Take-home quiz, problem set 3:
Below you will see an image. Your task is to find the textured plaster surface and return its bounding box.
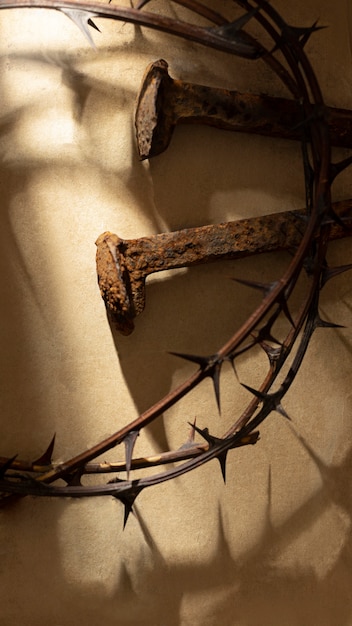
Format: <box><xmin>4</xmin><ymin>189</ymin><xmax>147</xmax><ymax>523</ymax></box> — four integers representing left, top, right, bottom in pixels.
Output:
<box><xmin>0</xmin><ymin>1</ymin><xmax>352</xmax><ymax>625</ymax></box>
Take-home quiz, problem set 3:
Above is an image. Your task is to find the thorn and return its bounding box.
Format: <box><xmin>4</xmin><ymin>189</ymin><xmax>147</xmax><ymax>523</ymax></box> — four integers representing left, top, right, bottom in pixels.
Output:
<box><xmin>188</xmin><ymin>422</ymin><xmax>218</xmax><ymax>446</ymax></box>
<box><xmin>122</xmin><ymin>496</ymin><xmax>135</xmax><ymax>529</ymax></box>
<box><xmin>65</xmin><ymin>468</ymin><xmax>84</xmax><ymax>486</ymax></box>
<box><xmin>32</xmin><ymin>434</ymin><xmax>56</xmax><ymax>467</ymax></box>
<box><xmin>241</xmin><ymin>384</ymin><xmax>290</xmax><ymax>419</ymax></box>
<box><xmin>217</xmin><ymin>451</ymin><xmax>228</xmax><ymax>484</ymax></box>
<box><xmin>271</xmin><ymin>20</ymin><xmax>325</xmax><ymax>54</ymax></box>
<box><xmin>241</xmin><ymin>383</ymin><xmax>268</xmax><ymax>402</ymax></box>
<box><xmin>188</xmin><ymin>419</ymin><xmax>196</xmax><ymax>444</ymax></box>
<box><xmin>225</xmin><ymin>354</ymin><xmax>239</xmax><ymax>380</ymax></box>
<box><xmin>123</xmin><ymin>431</ymin><xmax>139</xmax><ymax>479</ymax></box>
<box><xmin>279</xmin><ymin>296</ymin><xmax>295</xmax><ymax>328</ymax></box>
<box><xmin>314</xmin><ymin>315</ymin><xmax>345</xmax><ymax>330</ymax></box>
<box><xmin>211</xmin><ymin>362</ymin><xmax>222</xmax><ymax>414</ymax></box>
<box><xmin>116</xmin><ymin>483</ymin><xmax>143</xmax><ymax>529</ymax></box>
<box><xmin>179</xmin><ymin>419</ymin><xmax>197</xmax><ymax>450</ymax></box>
<box><xmin>188</xmin><ymin>423</ymin><xmax>228</xmax><ymax>482</ymax></box>
<box><xmin>286</xmin><ymin>21</ymin><xmax>326</xmax><ymax>45</ymax></box>
<box><xmin>87</xmin><ymin>18</ymin><xmax>101</xmax><ymax>33</ymax></box>
<box><xmin>254</xmin><ymin>323</ymin><xmax>283</xmax><ymax>348</ymax></box>
<box><xmin>61</xmin><ymin>9</ymin><xmax>100</xmax><ymax>49</ymax></box>
<box><xmin>321</xmin><ymin>263</ymin><xmax>352</xmax><ymax>288</ymax></box>
<box><xmin>259</xmin><ymin>341</ymin><xmax>282</xmax><ymax>367</ymax></box>
<box><xmin>275</xmin><ymin>403</ymin><xmax>291</xmax><ymax>420</ymax></box>
<box><xmin>0</xmin><ymin>455</ymin><xmax>17</xmax><ymax>478</ymax></box>
<box><xmin>330</xmin><ymin>155</ymin><xmax>352</xmax><ymax>183</ymax></box>
<box><xmin>170</xmin><ymin>352</ymin><xmax>223</xmax><ymax>412</ymax></box>
<box><xmin>234</xmin><ymin>279</ymin><xmax>293</xmax><ymax>327</ymax></box>
<box><xmin>210</xmin><ymin>7</ymin><xmax>260</xmax><ymax>40</ymax></box>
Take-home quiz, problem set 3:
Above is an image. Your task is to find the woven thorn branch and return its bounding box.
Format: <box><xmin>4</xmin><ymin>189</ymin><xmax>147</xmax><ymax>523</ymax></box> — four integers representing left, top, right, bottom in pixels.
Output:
<box><xmin>0</xmin><ymin>0</ymin><xmax>351</xmax><ymax>527</ymax></box>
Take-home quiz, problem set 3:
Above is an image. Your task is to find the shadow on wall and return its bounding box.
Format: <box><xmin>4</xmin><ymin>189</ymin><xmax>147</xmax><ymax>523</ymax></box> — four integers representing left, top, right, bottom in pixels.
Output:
<box><xmin>1</xmin><ymin>3</ymin><xmax>352</xmax><ymax>626</ymax></box>
<box><xmin>2</xmin><ymin>437</ymin><xmax>352</xmax><ymax>626</ymax></box>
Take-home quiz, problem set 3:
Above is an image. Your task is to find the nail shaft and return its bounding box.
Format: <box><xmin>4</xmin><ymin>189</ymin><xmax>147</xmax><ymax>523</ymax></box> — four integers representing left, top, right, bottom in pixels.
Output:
<box><xmin>96</xmin><ymin>200</ymin><xmax>352</xmax><ymax>334</ymax></box>
<box><xmin>136</xmin><ymin>59</ymin><xmax>352</xmax><ymax>159</ymax></box>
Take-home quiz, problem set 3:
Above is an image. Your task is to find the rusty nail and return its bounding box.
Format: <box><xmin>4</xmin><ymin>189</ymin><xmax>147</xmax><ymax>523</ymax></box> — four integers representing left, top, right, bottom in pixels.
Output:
<box><xmin>96</xmin><ymin>201</ymin><xmax>352</xmax><ymax>335</ymax></box>
<box><xmin>135</xmin><ymin>59</ymin><xmax>352</xmax><ymax>159</ymax></box>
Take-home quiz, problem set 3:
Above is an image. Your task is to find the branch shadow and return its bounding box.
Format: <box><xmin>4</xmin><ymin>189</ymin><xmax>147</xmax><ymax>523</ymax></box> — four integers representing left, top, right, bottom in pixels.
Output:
<box><xmin>1</xmin><ymin>4</ymin><xmax>352</xmax><ymax>626</ymax></box>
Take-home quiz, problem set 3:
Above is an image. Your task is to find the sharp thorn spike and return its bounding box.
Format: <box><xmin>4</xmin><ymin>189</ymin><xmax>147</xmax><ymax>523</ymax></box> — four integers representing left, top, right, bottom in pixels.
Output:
<box><xmin>275</xmin><ymin>403</ymin><xmax>291</xmax><ymax>420</ymax></box>
<box><xmin>284</xmin><ymin>21</ymin><xmax>326</xmax><ymax>45</ymax></box>
<box><xmin>123</xmin><ymin>500</ymin><xmax>133</xmax><ymax>529</ymax></box>
<box><xmin>188</xmin><ymin>419</ymin><xmax>196</xmax><ymax>444</ymax></box>
<box><xmin>211</xmin><ymin>362</ymin><xmax>222</xmax><ymax>414</ymax></box>
<box><xmin>255</xmin><ymin>326</ymin><xmax>283</xmax><ymax>347</ymax></box>
<box><xmin>241</xmin><ymin>384</ymin><xmax>287</xmax><ymax>417</ymax></box>
<box><xmin>259</xmin><ymin>341</ymin><xmax>282</xmax><ymax>366</ymax></box>
<box><xmin>210</xmin><ymin>7</ymin><xmax>260</xmax><ymax>40</ymax></box>
<box><xmin>241</xmin><ymin>382</ymin><xmax>267</xmax><ymax>401</ymax></box>
<box><xmin>65</xmin><ymin>468</ymin><xmax>84</xmax><ymax>486</ymax></box>
<box><xmin>123</xmin><ymin>431</ymin><xmax>139</xmax><ymax>479</ymax></box>
<box><xmin>225</xmin><ymin>355</ymin><xmax>239</xmax><ymax>380</ymax></box>
<box><xmin>0</xmin><ymin>455</ymin><xmax>17</xmax><ymax>478</ymax></box>
<box><xmin>179</xmin><ymin>419</ymin><xmax>197</xmax><ymax>450</ymax></box>
<box><xmin>217</xmin><ymin>451</ymin><xmax>228</xmax><ymax>484</ymax></box>
<box><xmin>117</xmin><ymin>485</ymin><xmax>142</xmax><ymax>529</ymax></box>
<box><xmin>188</xmin><ymin>422</ymin><xmax>216</xmax><ymax>446</ymax></box>
<box><xmin>169</xmin><ymin>353</ymin><xmax>222</xmax><ymax>403</ymax></box>
<box><xmin>321</xmin><ymin>263</ymin><xmax>352</xmax><ymax>288</ymax></box>
<box><xmin>279</xmin><ymin>297</ymin><xmax>296</xmax><ymax>328</ymax></box>
<box><xmin>187</xmin><ymin>423</ymin><xmax>230</xmax><ymax>481</ymax></box>
<box><xmin>314</xmin><ymin>315</ymin><xmax>345</xmax><ymax>330</ymax></box>
<box><xmin>87</xmin><ymin>18</ymin><xmax>101</xmax><ymax>33</ymax></box>
<box><xmin>330</xmin><ymin>155</ymin><xmax>352</xmax><ymax>182</ymax></box>
<box><xmin>32</xmin><ymin>434</ymin><xmax>56</xmax><ymax>467</ymax></box>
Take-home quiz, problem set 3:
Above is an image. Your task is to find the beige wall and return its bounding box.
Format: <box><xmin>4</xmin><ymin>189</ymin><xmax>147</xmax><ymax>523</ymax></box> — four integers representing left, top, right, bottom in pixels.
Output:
<box><xmin>0</xmin><ymin>2</ymin><xmax>352</xmax><ymax>625</ymax></box>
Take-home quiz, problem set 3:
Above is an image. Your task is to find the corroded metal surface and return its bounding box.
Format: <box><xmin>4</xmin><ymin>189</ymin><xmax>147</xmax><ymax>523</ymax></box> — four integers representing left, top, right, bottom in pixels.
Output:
<box><xmin>2</xmin><ymin>1</ymin><xmax>352</xmax><ymax>525</ymax></box>
<box><xmin>136</xmin><ymin>59</ymin><xmax>352</xmax><ymax>159</ymax></box>
<box><xmin>96</xmin><ymin>201</ymin><xmax>352</xmax><ymax>334</ymax></box>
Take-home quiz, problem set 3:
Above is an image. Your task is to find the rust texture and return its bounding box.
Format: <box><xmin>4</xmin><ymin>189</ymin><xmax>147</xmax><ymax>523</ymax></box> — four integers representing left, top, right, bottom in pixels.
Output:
<box><xmin>136</xmin><ymin>58</ymin><xmax>352</xmax><ymax>159</ymax></box>
<box><xmin>2</xmin><ymin>1</ymin><xmax>352</xmax><ymax>528</ymax></box>
<box><xmin>96</xmin><ymin>201</ymin><xmax>352</xmax><ymax>335</ymax></box>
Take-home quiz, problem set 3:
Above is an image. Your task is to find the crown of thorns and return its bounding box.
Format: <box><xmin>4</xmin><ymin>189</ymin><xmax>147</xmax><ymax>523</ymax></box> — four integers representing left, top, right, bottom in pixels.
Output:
<box><xmin>1</xmin><ymin>0</ymin><xmax>351</xmax><ymax>528</ymax></box>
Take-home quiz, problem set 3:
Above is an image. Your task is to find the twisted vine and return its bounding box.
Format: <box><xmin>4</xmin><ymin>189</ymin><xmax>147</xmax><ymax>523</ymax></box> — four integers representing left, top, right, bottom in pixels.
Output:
<box><xmin>0</xmin><ymin>0</ymin><xmax>351</xmax><ymax>526</ymax></box>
